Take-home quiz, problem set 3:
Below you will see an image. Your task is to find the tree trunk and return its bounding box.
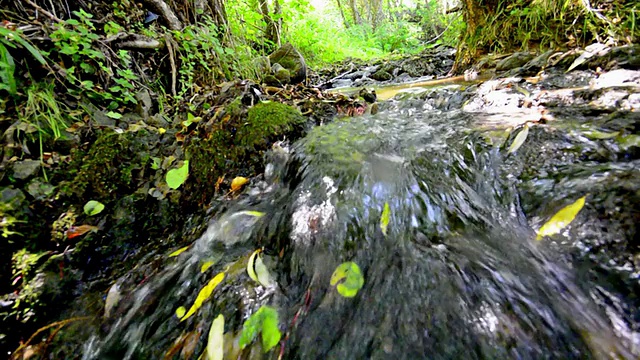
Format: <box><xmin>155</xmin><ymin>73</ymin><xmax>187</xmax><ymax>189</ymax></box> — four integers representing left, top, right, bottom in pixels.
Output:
<box><xmin>335</xmin><ymin>0</ymin><xmax>350</xmax><ymax>28</ymax></box>
<box><xmin>349</xmin><ymin>0</ymin><xmax>362</xmax><ymax>25</ymax></box>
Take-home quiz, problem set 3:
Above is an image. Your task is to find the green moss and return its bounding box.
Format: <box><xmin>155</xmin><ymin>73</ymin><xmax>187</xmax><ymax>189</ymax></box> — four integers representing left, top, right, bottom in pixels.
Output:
<box><xmin>67</xmin><ymin>131</ymin><xmax>151</xmax><ymax>201</ymax></box>
<box><xmin>186</xmin><ymin>101</ymin><xmax>305</xmax><ymax>206</ymax></box>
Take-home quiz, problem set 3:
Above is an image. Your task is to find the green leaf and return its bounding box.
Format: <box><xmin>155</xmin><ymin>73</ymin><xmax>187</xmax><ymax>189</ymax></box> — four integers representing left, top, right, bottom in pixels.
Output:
<box><xmin>380</xmin><ymin>202</ymin><xmax>391</xmax><ymax>236</ymax></box>
<box><xmin>536</xmin><ymin>196</ymin><xmax>586</xmax><ymax>240</ymax></box>
<box><xmin>206</xmin><ymin>314</ymin><xmax>224</xmax><ymax>360</ymax></box>
<box><xmin>166</xmin><ymin>160</ymin><xmax>189</xmax><ymax>189</ymax></box>
<box><xmin>181</xmin><ymin>272</ymin><xmax>225</xmax><ymax>321</ymax></box>
<box><xmin>508</xmin><ymin>124</ymin><xmax>529</xmax><ymax>154</ymax></box>
<box><xmin>105</xmin><ymin>111</ymin><xmax>122</xmax><ymax>119</ymax></box>
<box><xmin>83</xmin><ymin>200</ymin><xmax>105</xmax><ymax>216</ymax></box>
<box><xmin>330</xmin><ymin>262</ymin><xmax>364</xmax><ymax>298</ymax></box>
<box><xmin>239</xmin><ymin>305</ymin><xmax>281</xmax><ymax>352</ymax></box>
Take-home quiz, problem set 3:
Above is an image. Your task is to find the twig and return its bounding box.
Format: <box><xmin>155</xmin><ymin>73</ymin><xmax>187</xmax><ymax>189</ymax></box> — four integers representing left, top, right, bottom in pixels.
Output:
<box><xmin>164</xmin><ymin>33</ymin><xmax>177</xmax><ymax>97</ymax></box>
<box><xmin>23</xmin><ymin>0</ymin><xmax>64</xmax><ymax>23</ymax></box>
<box><xmin>13</xmin><ymin>316</ymin><xmax>92</xmax><ymax>356</ymax></box>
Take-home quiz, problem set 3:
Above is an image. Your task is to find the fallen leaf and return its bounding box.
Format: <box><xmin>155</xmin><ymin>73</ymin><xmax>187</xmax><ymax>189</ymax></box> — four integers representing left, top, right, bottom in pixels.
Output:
<box><xmin>83</xmin><ymin>200</ymin><xmax>105</xmax><ymax>216</ymax></box>
<box><xmin>247</xmin><ymin>250</ymin><xmax>274</xmax><ymax>288</ymax></box>
<box><xmin>206</xmin><ymin>314</ymin><xmax>224</xmax><ymax>360</ymax></box>
<box><xmin>181</xmin><ymin>272</ymin><xmax>225</xmax><ymax>321</ymax></box>
<box><xmin>536</xmin><ymin>196</ymin><xmax>587</xmax><ymax>240</ymax></box>
<box><xmin>175</xmin><ymin>306</ymin><xmax>186</xmax><ymax>318</ymax></box>
<box><xmin>330</xmin><ymin>262</ymin><xmax>364</xmax><ymax>298</ymax></box>
<box><xmin>508</xmin><ymin>123</ymin><xmax>529</xmax><ymax>154</ymax></box>
<box><xmin>104</xmin><ymin>283</ymin><xmax>121</xmax><ymax>318</ymax></box>
<box><xmin>380</xmin><ymin>202</ymin><xmax>391</xmax><ymax>236</ymax></box>
<box><xmin>201</xmin><ymin>261</ymin><xmax>215</xmax><ymax>273</ymax></box>
<box><xmin>65</xmin><ymin>225</ymin><xmax>99</xmax><ymax>239</ymax></box>
<box><xmin>168</xmin><ymin>246</ymin><xmax>189</xmax><ymax>257</ymax></box>
<box><xmin>238</xmin><ymin>305</ymin><xmax>281</xmax><ymax>352</ymax></box>
<box><xmin>166</xmin><ymin>160</ymin><xmax>189</xmax><ymax>189</ymax></box>
<box><xmin>231</xmin><ymin>177</ymin><xmax>249</xmax><ymax>192</ymax></box>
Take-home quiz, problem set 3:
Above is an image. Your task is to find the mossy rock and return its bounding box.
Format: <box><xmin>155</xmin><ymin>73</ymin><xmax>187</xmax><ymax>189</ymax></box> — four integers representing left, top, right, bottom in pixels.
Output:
<box><xmin>186</xmin><ymin>102</ymin><xmax>306</xmax><ymax>206</ymax></box>
<box><xmin>65</xmin><ymin>130</ymin><xmax>154</xmax><ymax>201</ymax></box>
<box><xmin>269</xmin><ymin>43</ymin><xmax>307</xmax><ymax>84</ymax></box>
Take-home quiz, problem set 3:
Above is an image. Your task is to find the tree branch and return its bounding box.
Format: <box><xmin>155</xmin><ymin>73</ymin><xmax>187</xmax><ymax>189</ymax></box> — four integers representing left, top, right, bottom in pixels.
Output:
<box><xmin>139</xmin><ymin>0</ymin><xmax>183</xmax><ymax>30</ymax></box>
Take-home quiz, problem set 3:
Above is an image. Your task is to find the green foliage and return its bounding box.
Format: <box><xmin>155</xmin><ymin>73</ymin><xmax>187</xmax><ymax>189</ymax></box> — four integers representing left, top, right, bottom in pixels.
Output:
<box><xmin>49</xmin><ymin>10</ymin><xmax>138</xmax><ymax>109</ymax></box>
<box><xmin>0</xmin><ymin>27</ymin><xmax>46</xmax><ymax>96</ymax></box>
<box><xmin>330</xmin><ymin>261</ymin><xmax>364</xmax><ymax>298</ymax></box>
<box><xmin>172</xmin><ymin>19</ymin><xmax>258</xmax><ymax>97</ymax></box>
<box><xmin>238</xmin><ymin>305</ymin><xmax>281</xmax><ymax>352</ymax></box>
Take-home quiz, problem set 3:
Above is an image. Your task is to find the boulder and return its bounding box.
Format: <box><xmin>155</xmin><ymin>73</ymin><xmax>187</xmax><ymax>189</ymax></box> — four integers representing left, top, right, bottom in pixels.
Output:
<box><xmin>269</xmin><ymin>43</ymin><xmax>307</xmax><ymax>84</ymax></box>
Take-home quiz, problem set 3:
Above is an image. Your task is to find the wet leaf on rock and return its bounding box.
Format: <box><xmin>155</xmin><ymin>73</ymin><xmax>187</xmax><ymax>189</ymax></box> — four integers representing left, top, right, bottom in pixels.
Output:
<box><xmin>83</xmin><ymin>200</ymin><xmax>105</xmax><ymax>216</ymax></box>
<box><xmin>168</xmin><ymin>246</ymin><xmax>189</xmax><ymax>257</ymax></box>
<box><xmin>65</xmin><ymin>224</ymin><xmax>99</xmax><ymax>239</ymax></box>
<box><xmin>181</xmin><ymin>272</ymin><xmax>225</xmax><ymax>321</ymax></box>
<box><xmin>508</xmin><ymin>124</ymin><xmax>529</xmax><ymax>154</ymax></box>
<box><xmin>166</xmin><ymin>160</ymin><xmax>189</xmax><ymax>189</ymax></box>
<box><xmin>206</xmin><ymin>314</ymin><xmax>224</xmax><ymax>360</ymax></box>
<box><xmin>536</xmin><ymin>196</ymin><xmax>586</xmax><ymax>240</ymax></box>
<box><xmin>238</xmin><ymin>305</ymin><xmax>281</xmax><ymax>352</ymax></box>
<box><xmin>231</xmin><ymin>176</ymin><xmax>249</xmax><ymax>192</ymax></box>
<box><xmin>247</xmin><ymin>249</ymin><xmax>274</xmax><ymax>287</ymax></box>
<box><xmin>582</xmin><ymin>129</ymin><xmax>619</xmax><ymax>140</ymax></box>
<box><xmin>175</xmin><ymin>306</ymin><xmax>186</xmax><ymax>319</ymax></box>
<box><xmin>380</xmin><ymin>202</ymin><xmax>391</xmax><ymax>236</ymax></box>
<box><xmin>330</xmin><ymin>262</ymin><xmax>364</xmax><ymax>298</ymax></box>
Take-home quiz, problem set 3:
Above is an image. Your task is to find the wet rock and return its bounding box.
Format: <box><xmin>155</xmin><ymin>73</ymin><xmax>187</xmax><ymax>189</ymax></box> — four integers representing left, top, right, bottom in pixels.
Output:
<box><xmin>496</xmin><ymin>52</ymin><xmax>535</xmax><ymax>72</ymax></box>
<box><xmin>269</xmin><ymin>43</ymin><xmax>307</xmax><ymax>84</ymax></box>
<box><xmin>11</xmin><ymin>159</ymin><xmax>40</xmax><ymax>180</ymax></box>
<box><xmin>371</xmin><ymin>69</ymin><xmax>392</xmax><ymax>81</ymax></box>
<box><xmin>344</xmin><ymin>71</ymin><xmax>368</xmax><ymax>80</ymax></box>
<box><xmin>522</xmin><ymin>49</ymin><xmax>556</xmax><ymax>73</ymax></box>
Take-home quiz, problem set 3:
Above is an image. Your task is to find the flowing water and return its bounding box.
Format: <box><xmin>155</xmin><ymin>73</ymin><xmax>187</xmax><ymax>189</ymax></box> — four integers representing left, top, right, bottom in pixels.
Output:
<box><xmin>82</xmin><ymin>76</ymin><xmax>640</xmax><ymax>359</ymax></box>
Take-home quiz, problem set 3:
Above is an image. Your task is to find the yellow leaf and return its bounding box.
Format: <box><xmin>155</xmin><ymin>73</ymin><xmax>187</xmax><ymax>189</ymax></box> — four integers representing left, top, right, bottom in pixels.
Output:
<box><xmin>206</xmin><ymin>314</ymin><xmax>224</xmax><ymax>360</ymax></box>
<box><xmin>508</xmin><ymin>124</ymin><xmax>529</xmax><ymax>154</ymax></box>
<box><xmin>181</xmin><ymin>272</ymin><xmax>225</xmax><ymax>321</ymax></box>
<box><xmin>158</xmin><ymin>127</ymin><xmax>167</xmax><ymax>134</ymax></box>
<box><xmin>169</xmin><ymin>246</ymin><xmax>189</xmax><ymax>257</ymax></box>
<box><xmin>231</xmin><ymin>177</ymin><xmax>249</xmax><ymax>192</ymax></box>
<box><xmin>235</xmin><ymin>210</ymin><xmax>265</xmax><ymax>217</ymax></box>
<box><xmin>247</xmin><ymin>250</ymin><xmax>260</xmax><ymax>283</ymax></box>
<box><xmin>536</xmin><ymin>196</ymin><xmax>586</xmax><ymax>240</ymax></box>
<box><xmin>201</xmin><ymin>261</ymin><xmax>215</xmax><ymax>273</ymax></box>
<box><xmin>176</xmin><ymin>306</ymin><xmax>186</xmax><ymax>318</ymax></box>
<box><xmin>380</xmin><ymin>202</ymin><xmax>391</xmax><ymax>236</ymax></box>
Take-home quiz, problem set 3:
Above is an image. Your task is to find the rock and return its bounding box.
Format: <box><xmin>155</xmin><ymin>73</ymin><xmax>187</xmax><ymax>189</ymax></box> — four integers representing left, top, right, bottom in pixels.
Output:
<box><xmin>496</xmin><ymin>52</ymin><xmax>535</xmax><ymax>72</ymax></box>
<box><xmin>344</xmin><ymin>71</ymin><xmax>367</xmax><ymax>80</ymax></box>
<box><xmin>26</xmin><ymin>179</ymin><xmax>55</xmax><ymax>201</ymax></box>
<box><xmin>371</xmin><ymin>69</ymin><xmax>392</xmax><ymax>81</ymax></box>
<box><xmin>271</xmin><ymin>63</ymin><xmax>291</xmax><ymax>84</ymax></box>
<box><xmin>522</xmin><ymin>50</ymin><xmax>556</xmax><ymax>73</ymax></box>
<box><xmin>254</xmin><ymin>56</ymin><xmax>271</xmax><ymax>78</ymax></box>
<box><xmin>269</xmin><ymin>43</ymin><xmax>307</xmax><ymax>84</ymax></box>
<box><xmin>12</xmin><ymin>159</ymin><xmax>40</xmax><ymax>180</ymax></box>
<box><xmin>0</xmin><ymin>187</ymin><xmax>27</xmax><ymax>210</ymax></box>
<box><xmin>135</xmin><ymin>90</ymin><xmax>153</xmax><ymax>119</ymax></box>
<box><xmin>264</xmin><ymin>74</ymin><xmax>281</xmax><ymax>87</ymax></box>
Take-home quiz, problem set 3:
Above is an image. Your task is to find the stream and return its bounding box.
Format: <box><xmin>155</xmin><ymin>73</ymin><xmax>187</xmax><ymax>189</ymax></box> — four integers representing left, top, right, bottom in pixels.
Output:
<box><xmin>80</xmin><ymin>68</ymin><xmax>640</xmax><ymax>359</ymax></box>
